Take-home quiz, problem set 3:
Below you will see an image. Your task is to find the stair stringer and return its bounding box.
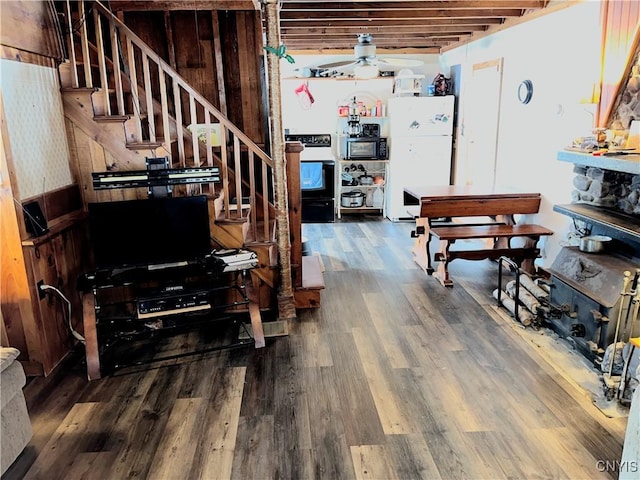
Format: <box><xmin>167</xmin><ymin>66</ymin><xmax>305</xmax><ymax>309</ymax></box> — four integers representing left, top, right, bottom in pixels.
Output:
<box><xmin>62</xmin><ymin>88</ymin><xmax>165</xmax><ymax>172</ymax></box>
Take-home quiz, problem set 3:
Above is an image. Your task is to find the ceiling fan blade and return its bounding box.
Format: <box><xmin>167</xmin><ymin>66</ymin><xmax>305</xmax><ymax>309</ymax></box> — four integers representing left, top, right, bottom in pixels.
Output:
<box><xmin>378</xmin><ymin>58</ymin><xmax>424</xmax><ymax>68</ymax></box>
<box><xmin>315</xmin><ymin>60</ymin><xmax>356</xmax><ymax>70</ymax></box>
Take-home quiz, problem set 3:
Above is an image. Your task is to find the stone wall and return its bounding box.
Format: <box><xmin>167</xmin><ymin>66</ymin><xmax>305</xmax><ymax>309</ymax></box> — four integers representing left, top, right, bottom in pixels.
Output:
<box><xmin>571</xmin><ymin>165</ymin><xmax>640</xmax><ymax>215</ymax></box>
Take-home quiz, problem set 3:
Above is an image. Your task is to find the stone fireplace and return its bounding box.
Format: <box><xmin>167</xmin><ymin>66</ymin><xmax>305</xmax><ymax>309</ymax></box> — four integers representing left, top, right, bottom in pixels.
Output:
<box><xmin>571</xmin><ymin>164</ymin><xmax>640</xmax><ymax>215</ymax></box>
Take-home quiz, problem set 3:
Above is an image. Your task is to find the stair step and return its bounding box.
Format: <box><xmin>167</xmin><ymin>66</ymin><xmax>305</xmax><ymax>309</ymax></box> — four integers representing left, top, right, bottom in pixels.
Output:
<box><xmin>301</xmin><ymin>255</ymin><xmax>325</xmax><ymax>290</ymax></box>
<box><xmin>61</xmin><ymin>87</ymin><xmax>97</xmax><ymax>93</ymax></box>
<box><xmin>245</xmin><ymin>219</ymin><xmax>276</xmax><ymax>244</ymax></box>
<box><xmin>294</xmin><ymin>255</ymin><xmax>325</xmax><ymax>308</ymax></box>
<box><xmin>216</xmin><ymin>210</ymin><xmax>249</xmax><ymax>224</ymax></box>
<box><xmin>94</xmin><ymin>115</ymin><xmax>130</xmax><ymax>123</ymax></box>
<box><xmin>226</xmin><ymin>202</ymin><xmax>252</xmax><ymax>212</ymax></box>
<box><xmin>126</xmin><ymin>142</ymin><xmax>163</xmax><ymax>150</ymax></box>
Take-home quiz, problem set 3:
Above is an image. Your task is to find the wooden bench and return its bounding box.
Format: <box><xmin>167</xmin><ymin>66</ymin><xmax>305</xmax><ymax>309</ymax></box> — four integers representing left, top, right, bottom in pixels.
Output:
<box><xmin>409</xmin><ymin>193</ymin><xmax>552</xmax><ymax>287</ymax></box>
<box><xmin>430</xmin><ymin>223</ymin><xmax>553</xmax><ymax>287</ymax></box>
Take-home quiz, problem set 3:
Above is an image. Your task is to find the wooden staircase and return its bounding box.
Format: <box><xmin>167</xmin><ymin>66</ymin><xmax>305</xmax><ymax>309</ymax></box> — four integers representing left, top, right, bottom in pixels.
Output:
<box><xmin>56</xmin><ymin>0</ymin><xmax>323</xmax><ymax>316</ymax></box>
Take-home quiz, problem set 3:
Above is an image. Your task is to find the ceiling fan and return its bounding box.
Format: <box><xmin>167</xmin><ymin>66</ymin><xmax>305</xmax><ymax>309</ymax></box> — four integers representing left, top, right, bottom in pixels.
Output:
<box><xmin>315</xmin><ymin>34</ymin><xmax>424</xmax><ymax>78</ymax></box>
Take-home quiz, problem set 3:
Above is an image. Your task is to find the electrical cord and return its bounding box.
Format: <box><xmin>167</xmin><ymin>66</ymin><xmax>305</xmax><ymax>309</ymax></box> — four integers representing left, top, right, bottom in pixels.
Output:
<box><xmin>40</xmin><ymin>285</ymin><xmax>86</xmax><ymax>344</ymax></box>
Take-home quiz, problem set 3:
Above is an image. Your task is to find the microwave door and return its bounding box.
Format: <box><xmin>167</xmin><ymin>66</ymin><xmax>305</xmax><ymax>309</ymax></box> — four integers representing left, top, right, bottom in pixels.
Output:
<box><xmin>349</xmin><ymin>141</ymin><xmax>375</xmax><ymax>158</ymax></box>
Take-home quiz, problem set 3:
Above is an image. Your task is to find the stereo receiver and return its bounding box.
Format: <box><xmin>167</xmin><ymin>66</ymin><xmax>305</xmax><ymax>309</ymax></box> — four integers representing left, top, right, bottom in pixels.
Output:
<box><xmin>136</xmin><ymin>289</ymin><xmax>211</xmax><ymax>319</ymax></box>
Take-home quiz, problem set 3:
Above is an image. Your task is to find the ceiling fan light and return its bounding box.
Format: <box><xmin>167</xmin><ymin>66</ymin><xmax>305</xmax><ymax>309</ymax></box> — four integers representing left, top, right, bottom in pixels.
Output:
<box><xmin>354</xmin><ymin>44</ymin><xmax>376</xmax><ymax>59</ymax></box>
<box><xmin>354</xmin><ymin>64</ymin><xmax>379</xmax><ymax>79</ymax></box>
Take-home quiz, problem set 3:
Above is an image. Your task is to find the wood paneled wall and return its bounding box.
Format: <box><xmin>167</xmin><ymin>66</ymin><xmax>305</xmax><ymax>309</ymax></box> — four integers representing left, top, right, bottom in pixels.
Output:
<box><xmin>0</xmin><ymin>0</ymin><xmax>64</xmax><ymax>63</ymax></box>
<box><xmin>597</xmin><ymin>0</ymin><xmax>640</xmax><ymax>127</ymax></box>
<box><xmin>119</xmin><ymin>8</ymin><xmax>268</xmax><ymax>149</ymax></box>
<box><xmin>0</xmin><ymin>1</ymin><xmax>91</xmax><ymax>375</ymax></box>
<box><xmin>1</xmin><ymin>89</ymin><xmax>90</xmax><ymax>375</ymax></box>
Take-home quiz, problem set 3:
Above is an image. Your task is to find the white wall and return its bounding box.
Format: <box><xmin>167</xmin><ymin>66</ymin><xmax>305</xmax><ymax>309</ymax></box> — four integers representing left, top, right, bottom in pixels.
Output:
<box><xmin>280</xmin><ymin>52</ymin><xmax>442</xmax><ymax>143</ymax></box>
<box><xmin>439</xmin><ymin>2</ymin><xmax>602</xmax><ymax>268</ymax></box>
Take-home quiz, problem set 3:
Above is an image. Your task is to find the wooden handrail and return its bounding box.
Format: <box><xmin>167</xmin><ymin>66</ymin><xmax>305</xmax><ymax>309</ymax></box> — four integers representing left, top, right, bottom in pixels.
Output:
<box><xmin>62</xmin><ymin>0</ymin><xmax>275</xmax><ymax>242</ymax></box>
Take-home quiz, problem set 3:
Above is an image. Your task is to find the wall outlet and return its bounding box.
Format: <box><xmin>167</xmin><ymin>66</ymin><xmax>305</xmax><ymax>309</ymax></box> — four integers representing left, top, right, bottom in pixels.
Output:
<box><xmin>37</xmin><ymin>280</ymin><xmax>46</xmax><ymax>299</ymax></box>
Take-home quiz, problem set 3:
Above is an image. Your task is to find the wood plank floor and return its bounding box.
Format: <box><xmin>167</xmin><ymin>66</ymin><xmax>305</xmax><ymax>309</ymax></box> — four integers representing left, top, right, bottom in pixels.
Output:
<box><xmin>4</xmin><ymin>216</ymin><xmax>629</xmax><ymax>480</ymax></box>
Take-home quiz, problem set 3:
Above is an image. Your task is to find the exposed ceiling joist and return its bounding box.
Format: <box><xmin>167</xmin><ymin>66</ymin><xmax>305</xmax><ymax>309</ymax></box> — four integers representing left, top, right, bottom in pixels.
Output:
<box><xmin>108</xmin><ymin>0</ymin><xmax>260</xmax><ymax>11</ymax></box>
<box><xmin>278</xmin><ymin>0</ymin><xmax>551</xmax><ymax>52</ymax></box>
<box><xmin>110</xmin><ymin>0</ymin><xmax>553</xmax><ymax>53</ymax></box>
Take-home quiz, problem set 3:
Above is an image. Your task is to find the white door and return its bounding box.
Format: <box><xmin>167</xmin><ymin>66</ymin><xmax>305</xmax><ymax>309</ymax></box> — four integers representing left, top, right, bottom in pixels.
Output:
<box><xmin>461</xmin><ymin>58</ymin><xmax>503</xmax><ymax>189</ymax></box>
<box><xmin>386</xmin><ymin>135</ymin><xmax>453</xmax><ymax>221</ymax></box>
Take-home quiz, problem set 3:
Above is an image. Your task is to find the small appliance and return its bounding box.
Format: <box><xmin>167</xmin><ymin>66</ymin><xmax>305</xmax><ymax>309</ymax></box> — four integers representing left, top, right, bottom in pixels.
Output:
<box><xmin>284</xmin><ymin>133</ymin><xmax>336</xmax><ymax>223</ymax></box>
<box><xmin>340</xmin><ymin>136</ymin><xmax>388</xmax><ymax>160</ymax></box>
<box><xmin>361</xmin><ymin>123</ymin><xmax>380</xmax><ymax>138</ymax></box>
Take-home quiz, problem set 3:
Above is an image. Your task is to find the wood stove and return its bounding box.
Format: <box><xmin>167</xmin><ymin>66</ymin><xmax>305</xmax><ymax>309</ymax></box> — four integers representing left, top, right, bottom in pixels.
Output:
<box><xmin>546</xmin><ymin>246</ymin><xmax>639</xmax><ymax>364</ymax></box>
<box><xmin>549</xmin><ymin>151</ymin><xmax>640</xmax><ymax>366</ymax></box>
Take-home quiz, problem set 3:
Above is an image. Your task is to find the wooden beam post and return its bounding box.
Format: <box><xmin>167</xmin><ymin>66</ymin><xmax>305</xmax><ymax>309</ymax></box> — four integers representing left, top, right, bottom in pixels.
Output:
<box><xmin>262</xmin><ymin>0</ymin><xmax>296</xmax><ymax>320</ymax></box>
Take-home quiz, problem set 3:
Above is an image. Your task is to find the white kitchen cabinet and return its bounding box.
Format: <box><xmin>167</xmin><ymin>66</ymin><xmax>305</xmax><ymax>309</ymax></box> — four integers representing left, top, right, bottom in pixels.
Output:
<box><xmin>337</xmin><ymin>159</ymin><xmax>389</xmax><ymax>219</ymax></box>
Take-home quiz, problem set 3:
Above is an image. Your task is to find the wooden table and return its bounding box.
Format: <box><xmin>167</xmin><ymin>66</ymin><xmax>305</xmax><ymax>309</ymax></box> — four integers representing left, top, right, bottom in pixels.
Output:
<box><xmin>404</xmin><ymin>185</ymin><xmax>545</xmax><ymax>285</ymax></box>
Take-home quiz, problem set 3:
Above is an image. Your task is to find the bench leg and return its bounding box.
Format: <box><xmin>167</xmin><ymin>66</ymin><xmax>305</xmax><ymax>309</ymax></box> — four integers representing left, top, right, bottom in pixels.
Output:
<box><xmin>411</xmin><ymin>217</ymin><xmax>434</xmax><ymax>275</ymax></box>
<box><xmin>520</xmin><ymin>235</ymin><xmax>541</xmax><ymax>274</ymax></box>
<box><xmin>433</xmin><ymin>239</ymin><xmax>454</xmax><ymax>287</ymax></box>
<box><xmin>494</xmin><ymin>214</ymin><xmax>516</xmax><ymax>250</ymax></box>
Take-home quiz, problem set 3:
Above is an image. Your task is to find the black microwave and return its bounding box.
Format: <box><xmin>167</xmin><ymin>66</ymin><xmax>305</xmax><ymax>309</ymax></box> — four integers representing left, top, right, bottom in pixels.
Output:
<box><xmin>340</xmin><ymin>137</ymin><xmax>388</xmax><ymax>160</ymax></box>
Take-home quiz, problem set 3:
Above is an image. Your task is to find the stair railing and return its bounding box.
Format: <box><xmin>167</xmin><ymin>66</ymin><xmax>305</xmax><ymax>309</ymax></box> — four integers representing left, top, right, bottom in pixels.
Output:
<box><xmin>60</xmin><ymin>0</ymin><xmax>274</xmax><ymax>243</ymax></box>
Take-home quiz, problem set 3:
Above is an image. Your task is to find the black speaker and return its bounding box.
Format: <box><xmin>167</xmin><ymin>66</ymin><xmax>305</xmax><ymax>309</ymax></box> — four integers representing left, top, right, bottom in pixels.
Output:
<box><xmin>23</xmin><ymin>201</ymin><xmax>49</xmax><ymax>237</ymax></box>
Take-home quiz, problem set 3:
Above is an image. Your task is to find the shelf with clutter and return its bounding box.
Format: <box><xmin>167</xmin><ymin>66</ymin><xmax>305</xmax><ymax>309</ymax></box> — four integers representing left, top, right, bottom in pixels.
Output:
<box><xmin>337</xmin><ymin>95</ymin><xmax>387</xmax><ymax>119</ymax></box>
<box><xmin>337</xmin><ymin>159</ymin><xmax>388</xmax><ymax>218</ymax></box>
<box><xmin>336</xmin><ymin>94</ymin><xmax>390</xmax><ymax>139</ymax></box>
<box><xmin>393</xmin><ymin>69</ymin><xmax>425</xmax><ymax>97</ymax></box>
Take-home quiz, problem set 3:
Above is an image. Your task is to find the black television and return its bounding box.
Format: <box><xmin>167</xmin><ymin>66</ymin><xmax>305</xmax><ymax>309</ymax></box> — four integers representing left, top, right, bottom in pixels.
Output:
<box><xmin>88</xmin><ymin>195</ymin><xmax>211</xmax><ymax>270</ymax></box>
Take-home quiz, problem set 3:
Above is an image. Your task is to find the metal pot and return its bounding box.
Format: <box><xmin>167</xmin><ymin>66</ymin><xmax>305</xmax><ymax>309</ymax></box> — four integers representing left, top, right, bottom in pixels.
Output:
<box><xmin>341</xmin><ymin>190</ymin><xmax>365</xmax><ymax>208</ymax></box>
<box><xmin>579</xmin><ymin>235</ymin><xmax>612</xmax><ymax>253</ymax></box>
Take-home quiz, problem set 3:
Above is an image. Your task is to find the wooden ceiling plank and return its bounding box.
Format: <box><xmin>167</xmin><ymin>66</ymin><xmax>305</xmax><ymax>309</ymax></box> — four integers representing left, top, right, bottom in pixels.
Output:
<box><xmin>280</xmin><ymin>25</ymin><xmax>488</xmax><ymax>34</ymax></box>
<box><xmin>282</xmin><ymin>36</ymin><xmax>463</xmax><ymax>44</ymax></box>
<box><xmin>280</xmin><ymin>9</ymin><xmax>528</xmax><ymax>20</ymax></box>
<box><xmin>277</xmin><ymin>18</ymin><xmax>504</xmax><ymax>27</ymax></box>
<box><xmin>284</xmin><ymin>41</ymin><xmax>451</xmax><ymax>49</ymax></box>
<box><xmin>281</xmin><ymin>1</ymin><xmax>544</xmax><ymax>10</ymax></box>
<box><xmin>108</xmin><ymin>1</ymin><xmax>259</xmax><ymax>11</ymax></box>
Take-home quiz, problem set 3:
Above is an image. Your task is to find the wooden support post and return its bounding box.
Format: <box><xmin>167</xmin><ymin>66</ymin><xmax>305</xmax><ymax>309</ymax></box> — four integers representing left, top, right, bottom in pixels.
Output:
<box><xmin>262</xmin><ymin>0</ymin><xmax>296</xmax><ymax>320</ymax></box>
<box><xmin>210</xmin><ymin>10</ymin><xmax>227</xmax><ymax>117</ymax></box>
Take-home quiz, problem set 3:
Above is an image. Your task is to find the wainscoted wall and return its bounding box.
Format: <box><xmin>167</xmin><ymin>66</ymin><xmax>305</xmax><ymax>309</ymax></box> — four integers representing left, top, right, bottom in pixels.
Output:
<box><xmin>1</xmin><ymin>2</ymin><xmax>90</xmax><ymax>375</ymax></box>
<box><xmin>0</xmin><ymin>59</ymin><xmax>73</xmax><ymax>200</ymax></box>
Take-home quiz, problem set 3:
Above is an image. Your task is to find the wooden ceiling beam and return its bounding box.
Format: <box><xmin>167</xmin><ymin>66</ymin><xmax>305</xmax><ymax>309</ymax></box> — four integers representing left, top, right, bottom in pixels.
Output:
<box><xmin>281</xmin><ymin>1</ymin><xmax>545</xmax><ymax>10</ymax></box>
<box><xmin>282</xmin><ymin>36</ymin><xmax>463</xmax><ymax>45</ymax></box>
<box><xmin>280</xmin><ymin>25</ymin><xmax>487</xmax><ymax>35</ymax></box>
<box><xmin>282</xmin><ymin>31</ymin><xmax>473</xmax><ymax>39</ymax></box>
<box><xmin>284</xmin><ymin>39</ymin><xmax>453</xmax><ymax>48</ymax></box>
<box><xmin>277</xmin><ymin>18</ymin><xmax>504</xmax><ymax>27</ymax></box>
<box><xmin>107</xmin><ymin>0</ymin><xmax>549</xmax><ymax>60</ymax></box>
<box><xmin>107</xmin><ymin>0</ymin><xmax>259</xmax><ymax>11</ymax></box>
<box><xmin>280</xmin><ymin>9</ymin><xmax>527</xmax><ymax>20</ymax></box>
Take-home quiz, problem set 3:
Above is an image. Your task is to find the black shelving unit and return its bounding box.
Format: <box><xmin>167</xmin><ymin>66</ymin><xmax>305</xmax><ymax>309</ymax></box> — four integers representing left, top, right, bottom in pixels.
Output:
<box><xmin>79</xmin><ymin>260</ymin><xmax>258</xmax><ymax>379</ymax></box>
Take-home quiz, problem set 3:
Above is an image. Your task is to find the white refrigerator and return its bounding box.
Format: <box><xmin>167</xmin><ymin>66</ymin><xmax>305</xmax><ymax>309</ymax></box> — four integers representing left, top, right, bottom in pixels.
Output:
<box><xmin>385</xmin><ymin>95</ymin><xmax>455</xmax><ymax>221</ymax></box>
